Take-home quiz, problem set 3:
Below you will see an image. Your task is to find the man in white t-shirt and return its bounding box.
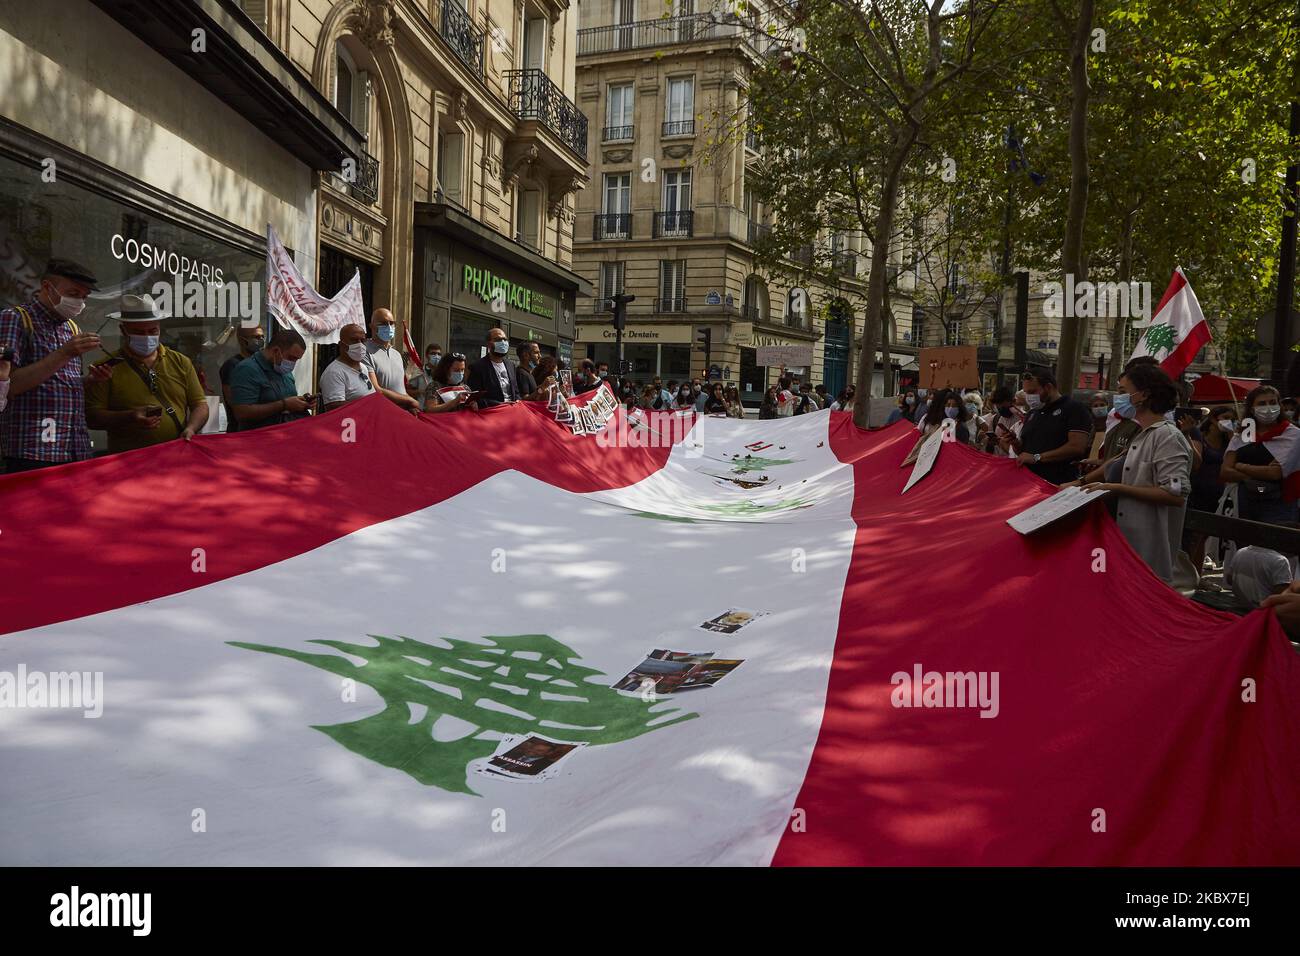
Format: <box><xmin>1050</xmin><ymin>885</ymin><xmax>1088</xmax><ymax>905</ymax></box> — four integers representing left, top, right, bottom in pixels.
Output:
<box><xmin>362</xmin><ymin>308</ymin><xmax>407</xmax><ymax>393</ymax></box>
<box><xmin>322</xmin><ymin>324</ymin><xmax>418</xmax><ymax>413</ymax></box>
<box><xmin>1225</xmin><ymin>546</ymin><xmax>1296</xmax><ymax>608</ymax></box>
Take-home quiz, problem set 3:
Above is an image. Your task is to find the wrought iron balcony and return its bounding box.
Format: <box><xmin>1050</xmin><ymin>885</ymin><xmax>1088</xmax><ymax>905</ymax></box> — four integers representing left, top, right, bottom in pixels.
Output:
<box><xmin>602</xmin><ymin>124</ymin><xmax>634</xmax><ymax>141</ymax></box>
<box><xmin>832</xmin><ymin>251</ymin><xmax>858</xmax><ymax>276</ymax></box>
<box><xmin>593</xmin><ymin>213</ymin><xmax>631</xmax><ymax>240</ymax></box>
<box><xmin>346</xmin><ymin>149</ymin><xmax>379</xmax><ymax>205</ymax></box>
<box><xmin>653</xmin><ymin>210</ymin><xmax>694</xmax><ymax>238</ymax></box>
<box><xmin>747</xmin><ymin>220</ymin><xmax>771</xmax><ymax>245</ymax></box>
<box><xmin>662</xmin><ymin>120</ymin><xmax>694</xmax><ymax>138</ymax></box>
<box><xmin>745</xmin><ymin>129</ymin><xmax>759</xmax><ymax>152</ymax></box>
<box><xmin>578</xmin><ymin>14</ymin><xmax>771</xmax><ymax>56</ymax></box>
<box><xmin>656</xmin><ymin>296</ymin><xmax>689</xmax><ymax>313</ymax></box>
<box><xmin>505</xmin><ymin>69</ymin><xmax>589</xmax><ymax>160</ymax></box>
<box><xmin>439</xmin><ymin>1</ymin><xmax>484</xmax><ymax>76</ymax></box>
<box><xmin>741</xmin><ymin>304</ymin><xmax>761</xmax><ymax>323</ymax></box>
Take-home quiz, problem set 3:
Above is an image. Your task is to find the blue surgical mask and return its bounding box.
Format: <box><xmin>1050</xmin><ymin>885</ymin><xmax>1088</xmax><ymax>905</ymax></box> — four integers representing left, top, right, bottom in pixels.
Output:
<box><xmin>127</xmin><ymin>334</ymin><xmax>159</xmax><ymax>355</ymax></box>
<box><xmin>944</xmin><ymin>406</ymin><xmax>959</xmax><ymax>419</ymax></box>
<box><xmin>377</xmin><ymin>325</ymin><xmax>395</xmax><ymax>342</ymax></box>
<box><xmin>276</xmin><ymin>357</ymin><xmax>297</xmax><ymax>375</ymax></box>
<box><xmin>449</xmin><ymin>371</ymin><xmax>464</xmax><ymax>385</ymax></box>
<box><xmin>966</xmin><ymin>403</ymin><xmax>980</xmax><ymax>417</ymax></box>
<box><xmin>1113</xmin><ymin>393</ymin><xmax>1135</xmax><ymax>419</ymax></box>
<box><xmin>492</xmin><ymin>339</ymin><xmax>509</xmax><ymax>355</ymax></box>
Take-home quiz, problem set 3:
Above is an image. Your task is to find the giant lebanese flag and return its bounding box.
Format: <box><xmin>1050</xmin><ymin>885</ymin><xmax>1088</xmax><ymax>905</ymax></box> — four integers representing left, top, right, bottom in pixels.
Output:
<box><xmin>2</xmin><ymin>389</ymin><xmax>1299</xmax><ymax>866</ymax></box>
<box><xmin>1129</xmin><ymin>265</ymin><xmax>1211</xmax><ymax>377</ymax></box>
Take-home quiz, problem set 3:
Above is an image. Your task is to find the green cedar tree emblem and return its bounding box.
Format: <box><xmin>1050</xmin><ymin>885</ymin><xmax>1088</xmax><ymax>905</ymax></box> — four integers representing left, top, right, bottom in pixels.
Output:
<box><xmin>230</xmin><ymin>633</ymin><xmax>695</xmax><ymax>795</ymax></box>
<box><xmin>1142</xmin><ymin>323</ymin><xmax>1177</xmax><ymax>356</ymax></box>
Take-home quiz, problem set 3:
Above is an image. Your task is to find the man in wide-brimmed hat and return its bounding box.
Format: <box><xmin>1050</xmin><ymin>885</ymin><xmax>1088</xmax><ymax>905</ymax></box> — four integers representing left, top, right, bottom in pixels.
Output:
<box><xmin>0</xmin><ymin>257</ymin><xmax>111</xmax><ymax>472</ymax></box>
<box><xmin>85</xmin><ymin>293</ymin><xmax>208</xmax><ymax>454</ymax></box>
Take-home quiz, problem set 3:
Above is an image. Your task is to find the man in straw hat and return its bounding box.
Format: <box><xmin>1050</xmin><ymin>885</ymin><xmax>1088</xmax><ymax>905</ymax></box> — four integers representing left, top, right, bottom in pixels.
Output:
<box><xmin>0</xmin><ymin>257</ymin><xmax>110</xmax><ymax>472</ymax></box>
<box><xmin>86</xmin><ymin>293</ymin><xmax>207</xmax><ymax>454</ymax></box>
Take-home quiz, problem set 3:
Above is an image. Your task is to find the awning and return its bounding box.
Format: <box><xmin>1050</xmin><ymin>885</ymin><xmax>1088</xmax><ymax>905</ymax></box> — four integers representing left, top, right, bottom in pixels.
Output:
<box><xmin>416</xmin><ymin>202</ymin><xmax>593</xmax><ymax>297</ymax></box>
<box><xmin>89</xmin><ymin>0</ymin><xmax>363</xmax><ymax>171</ymax></box>
<box><xmin>1190</xmin><ymin>374</ymin><xmax>1264</xmax><ymax>404</ymax></box>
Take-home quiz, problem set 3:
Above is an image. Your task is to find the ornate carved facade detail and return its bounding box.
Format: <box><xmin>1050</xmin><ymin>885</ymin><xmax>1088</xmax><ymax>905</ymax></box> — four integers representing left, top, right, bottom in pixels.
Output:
<box><xmin>663</xmin><ymin>144</ymin><xmax>692</xmax><ymax>160</ymax></box>
<box><xmin>454</xmin><ymin>90</ymin><xmax>469</xmax><ymax>122</ymax></box>
<box><xmin>502</xmin><ymin>143</ymin><xmax>540</xmax><ymax>190</ymax></box>
<box><xmin>603</xmin><ymin>148</ymin><xmax>632</xmax><ymax>164</ymax></box>
<box><xmin>346</xmin><ymin>0</ymin><xmax>396</xmax><ymax>49</ymax></box>
<box><xmin>546</xmin><ymin>173</ymin><xmax>584</xmax><ymax>219</ymax></box>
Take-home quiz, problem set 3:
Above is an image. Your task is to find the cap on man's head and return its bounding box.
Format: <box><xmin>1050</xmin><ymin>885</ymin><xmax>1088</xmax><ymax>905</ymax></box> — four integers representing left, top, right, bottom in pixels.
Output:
<box><xmin>43</xmin><ymin>257</ymin><xmax>99</xmax><ymax>291</ymax></box>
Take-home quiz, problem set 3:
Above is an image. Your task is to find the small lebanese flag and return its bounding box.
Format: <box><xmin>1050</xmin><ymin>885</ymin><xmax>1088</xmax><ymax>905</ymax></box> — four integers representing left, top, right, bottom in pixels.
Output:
<box><xmin>1129</xmin><ymin>266</ymin><xmax>1211</xmax><ymax>377</ymax></box>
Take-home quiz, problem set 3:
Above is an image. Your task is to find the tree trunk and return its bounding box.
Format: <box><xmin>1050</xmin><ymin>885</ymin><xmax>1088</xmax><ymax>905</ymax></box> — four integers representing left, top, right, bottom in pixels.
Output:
<box><xmin>1055</xmin><ymin>0</ymin><xmax>1095</xmax><ymax>395</ymax></box>
<box><xmin>1108</xmin><ymin>209</ymin><xmax>1136</xmax><ymax>387</ymax></box>
<box><xmin>880</xmin><ymin>282</ymin><xmax>895</xmax><ymax>395</ymax></box>
<box><xmin>853</xmin><ymin>129</ymin><xmax>915</xmax><ymax>428</ymax></box>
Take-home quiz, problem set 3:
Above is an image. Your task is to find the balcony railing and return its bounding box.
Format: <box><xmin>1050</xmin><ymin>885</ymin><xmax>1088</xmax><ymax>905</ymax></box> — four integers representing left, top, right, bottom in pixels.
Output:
<box><xmin>662</xmin><ymin>120</ymin><xmax>694</xmax><ymax>137</ymax></box>
<box><xmin>593</xmin><ymin>213</ymin><xmax>631</xmax><ymax>240</ymax></box>
<box><xmin>578</xmin><ymin>14</ymin><xmax>771</xmax><ymax>56</ymax></box>
<box><xmin>656</xmin><ymin>296</ymin><xmax>688</xmax><ymax>313</ymax></box>
<box><xmin>747</xmin><ymin>220</ymin><xmax>770</xmax><ymax>245</ymax></box>
<box><xmin>832</xmin><ymin>251</ymin><xmax>858</xmax><ymax>276</ymax></box>
<box><xmin>439</xmin><ymin>1</ymin><xmax>484</xmax><ymax>76</ymax></box>
<box><xmin>506</xmin><ymin>69</ymin><xmax>589</xmax><ymax>160</ymax></box>
<box><xmin>745</xmin><ymin>129</ymin><xmax>759</xmax><ymax>151</ymax></box>
<box><xmin>341</xmin><ymin>149</ymin><xmax>379</xmax><ymax>205</ymax></box>
<box><xmin>602</xmin><ymin>124</ymin><xmax>634</xmax><ymax>141</ymax></box>
<box><xmin>791</xmin><ymin>244</ymin><xmax>814</xmax><ymax>266</ymax></box>
<box><xmin>741</xmin><ymin>304</ymin><xmax>761</xmax><ymax>323</ymax></box>
<box><xmin>653</xmin><ymin>210</ymin><xmax>694</xmax><ymax>238</ymax></box>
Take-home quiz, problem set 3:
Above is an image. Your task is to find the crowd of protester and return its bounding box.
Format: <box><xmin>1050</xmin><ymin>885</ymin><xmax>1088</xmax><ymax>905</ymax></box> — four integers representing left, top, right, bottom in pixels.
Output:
<box><xmin>7</xmin><ymin>258</ymin><xmax>1300</xmax><ymax>633</ymax></box>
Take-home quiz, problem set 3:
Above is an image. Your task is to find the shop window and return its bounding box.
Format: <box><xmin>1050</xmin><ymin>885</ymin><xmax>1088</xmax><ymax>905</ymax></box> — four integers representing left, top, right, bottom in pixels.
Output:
<box><xmin>0</xmin><ymin>153</ymin><xmax>265</xmax><ymax>433</ymax></box>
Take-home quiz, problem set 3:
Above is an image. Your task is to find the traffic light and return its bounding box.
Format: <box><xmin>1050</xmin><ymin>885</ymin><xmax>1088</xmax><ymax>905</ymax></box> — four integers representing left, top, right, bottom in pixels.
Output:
<box><xmin>611</xmin><ymin>293</ymin><xmax>635</xmax><ymax>332</ymax></box>
<box><xmin>696</xmin><ymin>326</ymin><xmax>712</xmax><ymax>369</ymax></box>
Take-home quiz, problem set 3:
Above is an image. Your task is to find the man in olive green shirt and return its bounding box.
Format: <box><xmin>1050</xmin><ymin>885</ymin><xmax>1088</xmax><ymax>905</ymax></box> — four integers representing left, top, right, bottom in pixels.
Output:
<box><xmin>85</xmin><ymin>295</ymin><xmax>207</xmax><ymax>454</ymax></box>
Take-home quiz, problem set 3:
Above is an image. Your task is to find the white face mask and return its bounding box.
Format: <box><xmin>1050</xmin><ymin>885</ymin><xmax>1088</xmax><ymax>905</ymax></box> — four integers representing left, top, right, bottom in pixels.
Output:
<box><xmin>1218</xmin><ymin>420</ymin><xmax>1237</xmax><ymax>434</ymax></box>
<box><xmin>1025</xmin><ymin>392</ymin><xmax>1042</xmax><ymax>410</ymax></box>
<box><xmin>1255</xmin><ymin>404</ymin><xmax>1281</xmax><ymax>424</ymax></box>
<box><xmin>346</xmin><ymin>342</ymin><xmax>368</xmax><ymax>362</ymax></box>
<box><xmin>48</xmin><ymin>285</ymin><xmax>86</xmax><ymax>320</ymax></box>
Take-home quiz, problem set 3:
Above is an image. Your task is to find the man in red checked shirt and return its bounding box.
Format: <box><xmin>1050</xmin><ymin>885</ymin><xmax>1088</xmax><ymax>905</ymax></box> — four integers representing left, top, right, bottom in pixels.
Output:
<box><xmin>0</xmin><ymin>258</ymin><xmax>113</xmax><ymax>474</ymax></box>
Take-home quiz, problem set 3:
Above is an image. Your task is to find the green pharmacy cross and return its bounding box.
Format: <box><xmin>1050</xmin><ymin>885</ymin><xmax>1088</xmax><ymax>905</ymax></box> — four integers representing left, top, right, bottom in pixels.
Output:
<box><xmin>230</xmin><ymin>633</ymin><xmax>694</xmax><ymax>795</ymax></box>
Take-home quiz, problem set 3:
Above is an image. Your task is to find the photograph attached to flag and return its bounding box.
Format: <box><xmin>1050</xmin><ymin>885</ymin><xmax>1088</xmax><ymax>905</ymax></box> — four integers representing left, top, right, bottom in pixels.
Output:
<box><xmin>1129</xmin><ymin>266</ymin><xmax>1211</xmax><ymax>377</ymax></box>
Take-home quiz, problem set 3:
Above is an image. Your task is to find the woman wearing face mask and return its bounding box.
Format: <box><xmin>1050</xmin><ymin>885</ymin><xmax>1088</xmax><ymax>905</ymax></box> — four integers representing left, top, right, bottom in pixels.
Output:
<box><xmin>1220</xmin><ymin>386</ymin><xmax>1300</xmax><ymax>526</ymax></box>
<box><xmin>1073</xmin><ymin>363</ymin><xmax>1193</xmax><ymax>585</ymax></box>
<box><xmin>961</xmin><ymin>391</ymin><xmax>986</xmax><ymax>446</ymax></box>
<box><xmin>888</xmin><ymin>390</ymin><xmax>917</xmax><ymax>424</ymax></box>
<box><xmin>985</xmin><ymin>386</ymin><xmax>1022</xmax><ymax>457</ymax></box>
<box><xmin>703</xmin><ymin>382</ymin><xmax>727</xmax><ymax>414</ymax></box>
<box><xmin>917</xmin><ymin>389</ymin><xmax>971</xmax><ymax>444</ymax></box>
<box><xmin>759</xmin><ymin>385</ymin><xmax>779</xmax><ymax>420</ymax></box>
<box><xmin>425</xmin><ymin>353</ymin><xmax>471</xmax><ymax>412</ymax></box>
<box><xmin>672</xmin><ymin>383</ymin><xmax>695</xmax><ymax>411</ymax></box>
<box><xmin>1081</xmin><ymin>387</ymin><xmax>1144</xmax><ymax>474</ymax></box>
<box><xmin>724</xmin><ymin>384</ymin><xmax>745</xmax><ymax>418</ymax></box>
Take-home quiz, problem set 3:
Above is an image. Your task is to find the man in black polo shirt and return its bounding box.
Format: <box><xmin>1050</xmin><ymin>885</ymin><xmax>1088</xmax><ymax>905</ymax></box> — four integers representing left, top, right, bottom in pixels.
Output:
<box><xmin>1011</xmin><ymin>368</ymin><xmax>1091</xmax><ymax>483</ymax></box>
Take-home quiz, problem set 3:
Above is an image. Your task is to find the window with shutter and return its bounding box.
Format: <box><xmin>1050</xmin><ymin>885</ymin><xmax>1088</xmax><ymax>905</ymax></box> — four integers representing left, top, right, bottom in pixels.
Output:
<box><xmin>438</xmin><ymin>131</ymin><xmax>465</xmax><ymax>206</ymax></box>
<box><xmin>659</xmin><ymin>260</ymin><xmax>685</xmax><ymax>312</ymax></box>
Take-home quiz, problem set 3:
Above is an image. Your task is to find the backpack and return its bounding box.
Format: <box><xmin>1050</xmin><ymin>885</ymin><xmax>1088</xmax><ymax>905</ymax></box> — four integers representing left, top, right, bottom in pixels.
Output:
<box><xmin>13</xmin><ymin>305</ymin><xmax>80</xmax><ymax>363</ymax></box>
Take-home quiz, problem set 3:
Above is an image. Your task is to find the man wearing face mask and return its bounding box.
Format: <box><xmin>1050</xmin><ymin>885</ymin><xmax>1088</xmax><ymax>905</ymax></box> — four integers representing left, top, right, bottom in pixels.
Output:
<box><xmin>0</xmin><ymin>258</ymin><xmax>111</xmax><ymax>472</ymax></box>
<box><xmin>85</xmin><ymin>294</ymin><xmax>208</xmax><ymax>453</ymax></box>
<box><xmin>1009</xmin><ymin>368</ymin><xmax>1092</xmax><ymax>483</ymax></box>
<box><xmin>319</xmin><ymin>324</ymin><xmax>381</xmax><ymax>411</ymax></box>
<box><xmin>228</xmin><ymin>325</ymin><xmax>312</xmax><ymax>429</ymax></box>
<box><xmin>407</xmin><ymin>343</ymin><xmax>442</xmax><ymax>410</ymax></box>
<box><xmin>362</xmin><ymin>308</ymin><xmax>407</xmax><ymax>396</ymax></box>
<box><xmin>467</xmin><ymin>326</ymin><xmax>521</xmax><ymax>406</ymax></box>
<box><xmin>219</xmin><ymin>324</ymin><xmax>266</xmax><ymax>432</ymax></box>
